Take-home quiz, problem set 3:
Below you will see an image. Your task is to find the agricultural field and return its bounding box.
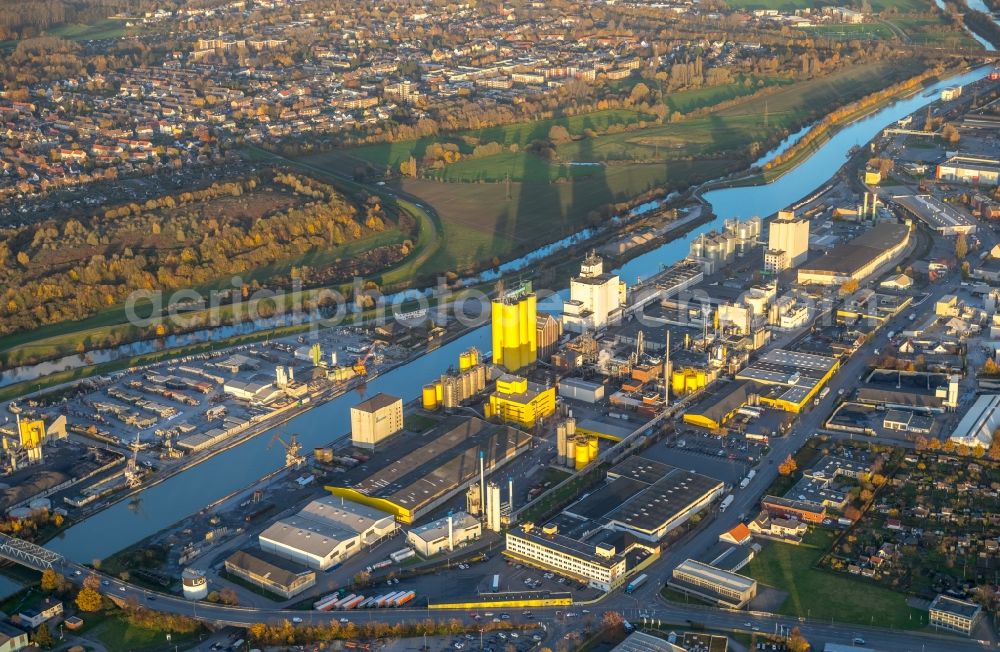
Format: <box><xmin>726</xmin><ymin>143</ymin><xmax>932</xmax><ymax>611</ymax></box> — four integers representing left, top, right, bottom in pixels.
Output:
<box><xmin>393</xmin><ymin>158</ymin><xmax>730</xmax><ymax>274</ymax></box>
<box><xmin>744</xmin><ymin>529</ymin><xmax>927</xmax><ymax>629</ymax></box>
<box><xmin>820</xmin><ymin>451</ymin><xmax>1000</xmax><ymax>600</ymax></box>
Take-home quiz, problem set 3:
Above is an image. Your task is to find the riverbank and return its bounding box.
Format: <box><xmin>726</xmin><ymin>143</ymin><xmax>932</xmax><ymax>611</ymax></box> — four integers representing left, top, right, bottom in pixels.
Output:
<box><xmin>700</xmin><ymin>64</ymin><xmax>963</xmax><ymax>194</ymax></box>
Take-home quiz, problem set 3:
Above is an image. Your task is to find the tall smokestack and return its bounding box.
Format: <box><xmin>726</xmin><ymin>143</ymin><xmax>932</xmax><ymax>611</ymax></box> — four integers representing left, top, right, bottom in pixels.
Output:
<box><xmin>479</xmin><ymin>450</ymin><xmax>486</xmax><ymax>518</ymax></box>
<box><xmin>448</xmin><ymin>512</ymin><xmax>454</xmax><ymax>551</ymax></box>
<box><xmin>508</xmin><ymin>476</ymin><xmax>514</xmax><ymax>514</ymax></box>
<box><xmin>664</xmin><ymin>330</ymin><xmax>671</xmax><ymax>409</ymax></box>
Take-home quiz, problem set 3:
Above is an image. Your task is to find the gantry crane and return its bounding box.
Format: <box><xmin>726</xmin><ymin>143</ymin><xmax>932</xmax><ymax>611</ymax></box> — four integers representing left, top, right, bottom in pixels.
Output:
<box><xmin>268</xmin><ymin>432</ymin><xmax>305</xmax><ymax>469</ymax></box>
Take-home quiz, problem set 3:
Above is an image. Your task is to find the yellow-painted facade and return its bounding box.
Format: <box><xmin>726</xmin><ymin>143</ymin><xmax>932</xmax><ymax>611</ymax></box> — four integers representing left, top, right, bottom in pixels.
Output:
<box><xmin>574</xmin><ymin>423</ymin><xmax>624</xmax><ymax>442</ymax></box>
<box><xmin>865</xmin><ymin>170</ymin><xmax>882</xmax><ymax>185</ymax></box>
<box><xmin>325</xmin><ymin>486</ymin><xmax>414</xmax><ymax>524</ymax></box>
<box><xmin>486</xmin><ymin>375</ymin><xmax>555</xmax><ymax>429</ymax></box>
<box><xmin>492</xmin><ymin>290</ymin><xmax>537</xmax><ymax>372</ymax></box>
<box><xmin>757</xmin><ymin>359</ymin><xmax>839</xmax><ymax>413</ymax></box>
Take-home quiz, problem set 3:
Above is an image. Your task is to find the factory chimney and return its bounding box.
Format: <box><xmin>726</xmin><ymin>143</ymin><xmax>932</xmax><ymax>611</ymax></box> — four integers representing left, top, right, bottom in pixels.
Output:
<box><xmin>664</xmin><ymin>330</ymin><xmax>671</xmax><ymax>409</ymax></box>
<box><xmin>479</xmin><ymin>450</ymin><xmax>486</xmax><ymax>518</ymax></box>
<box><xmin>447</xmin><ymin>511</ymin><xmax>454</xmax><ymax>551</ymax></box>
<box><xmin>508</xmin><ymin>476</ymin><xmax>514</xmax><ymax>514</ymax></box>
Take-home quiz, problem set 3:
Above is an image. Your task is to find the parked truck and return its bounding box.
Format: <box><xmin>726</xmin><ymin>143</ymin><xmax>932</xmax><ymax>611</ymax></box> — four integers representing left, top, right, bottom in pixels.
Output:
<box><xmin>625</xmin><ymin>574</ymin><xmax>647</xmax><ymax>594</ymax></box>
<box><xmin>720</xmin><ymin>494</ymin><xmax>735</xmax><ymax>512</ymax></box>
<box><xmin>491</xmin><ymin>574</ymin><xmax>501</xmax><ymax>592</ymax></box>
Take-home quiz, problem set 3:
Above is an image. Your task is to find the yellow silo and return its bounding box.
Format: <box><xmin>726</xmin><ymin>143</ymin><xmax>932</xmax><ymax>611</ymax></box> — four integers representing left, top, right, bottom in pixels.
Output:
<box><xmin>566</xmin><ymin>439</ymin><xmax>577</xmax><ymax>469</ymax></box>
<box><xmin>587</xmin><ymin>436</ymin><xmax>599</xmax><ymax>460</ymax></box>
<box><xmin>459</xmin><ymin>351</ymin><xmax>472</xmax><ymax>371</ymax></box>
<box><xmin>422</xmin><ymin>384</ymin><xmax>439</xmax><ymax>410</ymax></box>
<box><xmin>575</xmin><ymin>441</ymin><xmax>590</xmax><ymax>470</ymax></box>
<box><xmin>673</xmin><ymin>370</ymin><xmax>686</xmax><ymax>395</ymax></box>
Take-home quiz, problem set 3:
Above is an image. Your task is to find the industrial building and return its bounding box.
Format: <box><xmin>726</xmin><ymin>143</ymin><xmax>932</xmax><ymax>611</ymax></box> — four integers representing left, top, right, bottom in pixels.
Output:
<box><xmin>950</xmin><ymin>394</ymin><xmax>1000</xmax><ymax>449</ymax></box>
<box><xmin>935</xmin><ymin>154</ymin><xmax>1000</xmax><ymax>187</ymax></box>
<box><xmin>406</xmin><ymin>511</ymin><xmax>481</xmax><ymax>557</ymax></box>
<box><xmin>505</xmin><ymin>522</ymin><xmax>627</xmax><ymax>591</ymax></box>
<box><xmin>797</xmin><ymin>222</ymin><xmax>911</xmax><ymax>285</ymax></box>
<box><xmin>326</xmin><ymin>416</ymin><xmax>531</xmax><ymax>524</ymax></box>
<box><xmin>563</xmin><ymin>457</ymin><xmax>724</xmax><ymax>541</ymax></box>
<box><xmin>892</xmin><ymin>195</ymin><xmax>977</xmax><ymax>236</ymax></box>
<box><xmin>562</xmin><ymin>251</ymin><xmax>627</xmax><ymax>333</ymax></box>
<box><xmin>856</xmin><ymin>370</ymin><xmax>959</xmax><ymax>413</ymax></box>
<box><xmin>486</xmin><ymin>374</ymin><xmax>556</xmax><ymax>429</ymax></box>
<box><xmin>765</xmin><ymin>210</ymin><xmax>809</xmax><ymax>272</ymax></box>
<box><xmin>760</xmin><ymin>495</ymin><xmax>826</xmax><ymax>523</ymax></box>
<box><xmin>350</xmin><ymin>393</ymin><xmax>404</xmax><ymax>449</ymax></box>
<box><xmin>667</xmin><ymin>559</ymin><xmax>758</xmax><ymax>609</ymax></box>
<box><xmin>536</xmin><ymin>314</ymin><xmax>562</xmax><ymax>362</ymax></box>
<box><xmin>258</xmin><ymin>496</ymin><xmax>397</xmax><ymax>570</ymax></box>
<box><xmin>682</xmin><ymin>379</ymin><xmax>759</xmax><ymax>430</ymax></box>
<box><xmin>492</xmin><ymin>282</ymin><xmax>538</xmax><ymax>372</ymax></box>
<box><xmin>423</xmin><ymin>348</ymin><xmax>488</xmax><ymax>411</ymax></box>
<box><xmin>558</xmin><ymin>377</ymin><xmax>605</xmax><ymax>404</ymax></box>
<box><xmin>224</xmin><ymin>548</ymin><xmax>317</xmax><ymax>598</ymax></box>
<box><xmin>735</xmin><ymin>349</ymin><xmax>839</xmax><ymax>413</ymax></box>
<box><xmin>928</xmin><ymin>594</ymin><xmax>983</xmax><ymax>636</ymax></box>
<box><xmin>611</xmin><ymin>631</ymin><xmax>684</xmax><ymax>652</ymax></box>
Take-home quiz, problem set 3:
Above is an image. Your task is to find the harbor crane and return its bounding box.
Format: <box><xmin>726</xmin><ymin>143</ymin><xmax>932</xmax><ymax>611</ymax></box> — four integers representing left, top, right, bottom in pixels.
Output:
<box><xmin>124</xmin><ymin>431</ymin><xmax>143</xmax><ymax>489</ymax></box>
<box><xmin>268</xmin><ymin>433</ymin><xmax>306</xmax><ymax>469</ymax></box>
<box><xmin>352</xmin><ymin>342</ymin><xmax>382</xmax><ymax>376</ymax></box>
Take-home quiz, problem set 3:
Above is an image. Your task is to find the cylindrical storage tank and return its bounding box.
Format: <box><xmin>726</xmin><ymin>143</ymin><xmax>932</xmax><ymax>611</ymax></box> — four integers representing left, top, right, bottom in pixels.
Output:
<box><xmin>672</xmin><ymin>371</ymin><xmax>685</xmax><ymax>395</ymax></box>
<box><xmin>588</xmin><ymin>436</ymin><xmax>599</xmax><ymax>460</ymax></box>
<box><xmin>690</xmin><ymin>239</ymin><xmax>703</xmax><ymax>257</ymax></box>
<box><xmin>475</xmin><ymin>365</ymin><xmax>486</xmax><ymax>391</ymax></box>
<box><xmin>575</xmin><ymin>441</ymin><xmax>590</xmax><ymax>470</ymax></box>
<box><xmin>459</xmin><ymin>352</ymin><xmax>472</xmax><ymax>371</ymax></box>
<box><xmin>566</xmin><ymin>417</ymin><xmax>576</xmax><ymax>436</ymax></box>
<box><xmin>28</xmin><ymin>498</ymin><xmax>51</xmax><ymax>511</ymax></box>
<box><xmin>469</xmin><ymin>349</ymin><xmax>479</xmax><ymax>367</ymax></box>
<box><xmin>434</xmin><ymin>381</ymin><xmax>443</xmax><ymax>402</ymax></box>
<box><xmin>556</xmin><ymin>424</ymin><xmax>567</xmax><ymax>466</ymax></box>
<box><xmin>696</xmin><ymin>371</ymin><xmax>706</xmax><ymax>389</ymax></box>
<box><xmin>182</xmin><ymin>568</ymin><xmax>209</xmax><ymax>600</ymax></box>
<box><xmin>8</xmin><ymin>507</ymin><xmax>32</xmax><ymax>520</ymax></box>
<box><xmin>566</xmin><ymin>439</ymin><xmax>577</xmax><ymax>469</ymax></box>
<box><xmin>422</xmin><ymin>385</ymin><xmax>438</xmax><ymax>411</ymax></box>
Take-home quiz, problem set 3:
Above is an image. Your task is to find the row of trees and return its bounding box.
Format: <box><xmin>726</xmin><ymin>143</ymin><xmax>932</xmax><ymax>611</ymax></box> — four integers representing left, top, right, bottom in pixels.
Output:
<box><xmin>0</xmin><ymin>170</ymin><xmax>389</xmax><ymax>337</ymax></box>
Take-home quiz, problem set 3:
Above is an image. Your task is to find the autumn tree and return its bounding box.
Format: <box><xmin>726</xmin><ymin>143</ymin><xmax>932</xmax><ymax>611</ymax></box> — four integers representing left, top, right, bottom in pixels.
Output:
<box><xmin>956</xmin><ymin>233</ymin><xmax>969</xmax><ymax>260</ymax></box>
<box><xmin>601</xmin><ymin>610</ymin><xmax>625</xmax><ymax>633</ymax></box>
<box><xmin>75</xmin><ymin>587</ymin><xmax>103</xmax><ymax>612</ymax></box>
<box><xmin>839</xmin><ymin>279</ymin><xmax>859</xmax><ymax>296</ymax></box>
<box><xmin>218</xmin><ymin>588</ymin><xmax>239</xmax><ymax>606</ymax></box>
<box><xmin>32</xmin><ymin>625</ymin><xmax>54</xmax><ymax>649</ymax></box>
<box><xmin>787</xmin><ymin>627</ymin><xmax>811</xmax><ymax>652</ymax></box>
<box><xmin>778</xmin><ymin>454</ymin><xmax>798</xmax><ymax>476</ymax></box>
<box><xmin>39</xmin><ymin>569</ymin><xmax>62</xmax><ymax>592</ymax></box>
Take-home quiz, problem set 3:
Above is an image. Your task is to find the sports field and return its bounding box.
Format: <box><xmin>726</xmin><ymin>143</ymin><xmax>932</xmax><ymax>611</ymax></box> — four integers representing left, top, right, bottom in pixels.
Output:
<box><xmin>744</xmin><ymin>530</ymin><xmax>927</xmax><ymax>629</ymax></box>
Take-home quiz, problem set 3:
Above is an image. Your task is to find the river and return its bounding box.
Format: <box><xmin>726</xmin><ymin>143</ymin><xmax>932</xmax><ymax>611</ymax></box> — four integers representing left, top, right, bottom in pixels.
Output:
<box><xmin>34</xmin><ymin>63</ymin><xmax>996</xmax><ymax>567</ymax></box>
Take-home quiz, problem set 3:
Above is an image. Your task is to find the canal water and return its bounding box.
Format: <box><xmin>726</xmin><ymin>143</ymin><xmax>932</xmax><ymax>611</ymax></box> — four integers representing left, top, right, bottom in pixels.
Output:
<box><xmin>41</xmin><ymin>63</ymin><xmax>995</xmax><ymax>566</ymax></box>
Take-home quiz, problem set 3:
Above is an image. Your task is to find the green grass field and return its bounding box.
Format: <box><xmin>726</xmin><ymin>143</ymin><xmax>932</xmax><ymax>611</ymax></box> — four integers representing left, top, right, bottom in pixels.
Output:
<box><xmin>84</xmin><ymin>613</ymin><xmax>204</xmax><ymax>652</ymax></box>
<box><xmin>744</xmin><ymin>530</ymin><xmax>927</xmax><ymax>629</ymax></box>
<box><xmin>664</xmin><ymin>77</ymin><xmax>794</xmax><ymax>114</ymax></box>
<box><xmin>891</xmin><ymin>17</ymin><xmax>981</xmax><ymax>46</ymax></box>
<box><xmin>724</xmin><ymin>0</ymin><xmax>934</xmax><ymax>10</ymax></box>
<box><xmin>798</xmin><ymin>23</ymin><xmax>898</xmax><ymax>39</ymax></box>
<box><xmin>48</xmin><ymin>18</ymin><xmax>126</xmax><ymax>40</ymax></box>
